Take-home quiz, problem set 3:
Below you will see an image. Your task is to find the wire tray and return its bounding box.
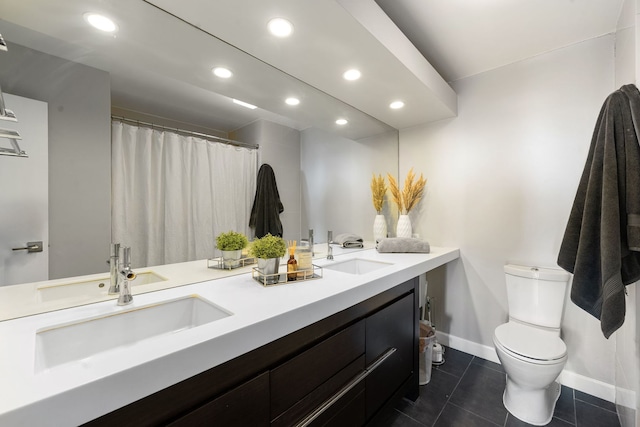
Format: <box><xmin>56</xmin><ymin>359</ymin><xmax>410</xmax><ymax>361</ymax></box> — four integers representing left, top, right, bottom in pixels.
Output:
<box><xmin>207</xmin><ymin>256</ymin><xmax>256</xmax><ymax>270</ymax></box>
<box><xmin>252</xmin><ymin>264</ymin><xmax>323</xmax><ymax>287</ymax></box>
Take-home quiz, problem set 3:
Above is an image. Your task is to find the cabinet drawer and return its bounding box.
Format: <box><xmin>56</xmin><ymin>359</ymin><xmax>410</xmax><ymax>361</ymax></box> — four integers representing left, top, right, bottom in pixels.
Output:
<box><xmin>310</xmin><ymin>386</ymin><xmax>365</xmax><ymax>427</ymax></box>
<box><xmin>271</xmin><ymin>319</ymin><xmax>365</xmax><ymax>419</ymax></box>
<box><xmin>272</xmin><ymin>355</ymin><xmax>365</xmax><ymax>427</ymax></box>
<box><xmin>365</xmin><ymin>293</ymin><xmax>414</xmax><ymax>420</ymax></box>
<box><xmin>168</xmin><ymin>371</ymin><xmax>269</xmax><ymax>427</ymax></box>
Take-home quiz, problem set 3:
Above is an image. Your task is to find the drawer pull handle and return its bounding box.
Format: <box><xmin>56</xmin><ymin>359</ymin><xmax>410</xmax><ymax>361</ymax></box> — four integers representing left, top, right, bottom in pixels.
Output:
<box><xmin>295</xmin><ymin>347</ymin><xmax>397</xmax><ymax>427</ymax></box>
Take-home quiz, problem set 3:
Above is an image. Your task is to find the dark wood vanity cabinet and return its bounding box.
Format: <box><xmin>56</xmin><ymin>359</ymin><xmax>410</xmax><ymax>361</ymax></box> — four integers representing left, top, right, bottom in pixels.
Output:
<box><xmin>167</xmin><ymin>372</ymin><xmax>270</xmax><ymax>426</ymax></box>
<box><xmin>84</xmin><ymin>277</ymin><xmax>418</xmax><ymax>427</ymax></box>
<box><xmin>365</xmin><ymin>293</ymin><xmax>414</xmax><ymax>420</ymax></box>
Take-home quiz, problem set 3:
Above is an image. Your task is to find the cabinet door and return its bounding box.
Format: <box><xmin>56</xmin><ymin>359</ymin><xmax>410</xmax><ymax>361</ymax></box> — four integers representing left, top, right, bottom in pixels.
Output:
<box><xmin>365</xmin><ymin>293</ymin><xmax>414</xmax><ymax>420</ymax></box>
<box><xmin>168</xmin><ymin>371</ymin><xmax>269</xmax><ymax>427</ymax></box>
<box><xmin>271</xmin><ymin>320</ymin><xmax>365</xmax><ymax>420</ymax></box>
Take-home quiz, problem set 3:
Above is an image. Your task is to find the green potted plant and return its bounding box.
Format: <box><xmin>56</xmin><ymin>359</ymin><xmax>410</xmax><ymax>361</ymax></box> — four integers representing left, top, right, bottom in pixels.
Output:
<box><xmin>249</xmin><ymin>233</ymin><xmax>286</xmax><ymax>283</ymax></box>
<box><xmin>216</xmin><ymin>230</ymin><xmax>249</xmax><ymax>268</ymax></box>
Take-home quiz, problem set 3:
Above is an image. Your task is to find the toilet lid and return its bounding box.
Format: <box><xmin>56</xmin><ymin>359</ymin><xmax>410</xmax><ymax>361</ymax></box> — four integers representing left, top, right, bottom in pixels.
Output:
<box><xmin>494</xmin><ymin>322</ymin><xmax>567</xmax><ymax>361</ymax></box>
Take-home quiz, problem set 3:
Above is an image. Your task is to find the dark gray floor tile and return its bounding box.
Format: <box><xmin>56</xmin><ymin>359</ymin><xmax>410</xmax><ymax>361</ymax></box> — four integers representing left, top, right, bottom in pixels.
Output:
<box><xmin>434</xmin><ymin>403</ymin><xmax>501</xmax><ymax>427</ymax></box>
<box><xmin>395</xmin><ymin>370</ymin><xmax>460</xmax><ymax>426</ymax></box>
<box><xmin>505</xmin><ymin>414</ymin><xmax>573</xmax><ymax>426</ymax></box>
<box><xmin>553</xmin><ymin>385</ymin><xmax>576</xmax><ymax>425</ymax></box>
<box><xmin>575</xmin><ymin>400</ymin><xmax>620</xmax><ymax>427</ymax></box>
<box><xmin>448</xmin><ymin>362</ymin><xmax>507</xmax><ymax>425</ymax></box>
<box><xmin>378</xmin><ymin>409</ymin><xmax>428</xmax><ymax>427</ymax></box>
<box><xmin>397</xmin><ymin>346</ymin><xmax>624</xmax><ymax>427</ymax></box>
<box><xmin>574</xmin><ymin>390</ymin><xmax>617</xmax><ymax>413</ymax></box>
<box><xmin>432</xmin><ymin>346</ymin><xmax>473</xmax><ymax>378</ymax></box>
<box><xmin>471</xmin><ymin>357</ymin><xmax>505</xmax><ymax>374</ymax></box>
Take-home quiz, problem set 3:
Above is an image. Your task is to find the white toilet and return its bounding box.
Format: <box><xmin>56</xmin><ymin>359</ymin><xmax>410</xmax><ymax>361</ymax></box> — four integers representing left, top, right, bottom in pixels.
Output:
<box><xmin>493</xmin><ymin>264</ymin><xmax>570</xmax><ymax>426</ymax></box>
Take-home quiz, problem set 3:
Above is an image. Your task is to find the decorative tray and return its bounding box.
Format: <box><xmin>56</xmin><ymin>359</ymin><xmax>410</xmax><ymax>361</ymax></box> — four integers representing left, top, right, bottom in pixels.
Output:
<box><xmin>252</xmin><ymin>264</ymin><xmax>323</xmax><ymax>287</ymax></box>
<box><xmin>207</xmin><ymin>256</ymin><xmax>256</xmax><ymax>270</ymax></box>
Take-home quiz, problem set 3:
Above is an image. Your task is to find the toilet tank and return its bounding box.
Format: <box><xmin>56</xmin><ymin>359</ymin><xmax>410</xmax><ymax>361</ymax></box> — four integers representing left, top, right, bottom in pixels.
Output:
<box><xmin>504</xmin><ymin>264</ymin><xmax>570</xmax><ymax>329</ymax></box>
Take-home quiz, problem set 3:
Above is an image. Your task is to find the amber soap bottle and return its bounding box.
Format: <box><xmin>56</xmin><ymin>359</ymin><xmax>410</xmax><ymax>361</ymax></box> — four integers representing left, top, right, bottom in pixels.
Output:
<box><xmin>287</xmin><ymin>241</ymin><xmax>297</xmax><ymax>281</ymax></box>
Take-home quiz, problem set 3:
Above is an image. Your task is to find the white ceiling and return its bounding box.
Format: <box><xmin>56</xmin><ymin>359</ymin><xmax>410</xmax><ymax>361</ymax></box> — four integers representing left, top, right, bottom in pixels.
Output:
<box><xmin>0</xmin><ymin>0</ymin><xmax>628</xmax><ymax>137</ymax></box>
<box><xmin>376</xmin><ymin>0</ymin><xmax>626</xmax><ymax>82</ymax></box>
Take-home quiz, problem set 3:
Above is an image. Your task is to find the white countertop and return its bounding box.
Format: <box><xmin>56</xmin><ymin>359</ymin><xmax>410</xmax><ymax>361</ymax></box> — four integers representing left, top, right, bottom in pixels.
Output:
<box><xmin>0</xmin><ymin>242</ymin><xmax>377</xmax><ymax>321</ymax></box>
<box><xmin>0</xmin><ymin>246</ymin><xmax>459</xmax><ymax>426</ymax></box>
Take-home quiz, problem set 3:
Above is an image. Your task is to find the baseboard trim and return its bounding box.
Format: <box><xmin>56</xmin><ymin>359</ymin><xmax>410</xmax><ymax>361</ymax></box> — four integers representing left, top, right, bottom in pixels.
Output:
<box><xmin>435</xmin><ymin>331</ymin><xmax>621</xmax><ymax>404</ymax></box>
<box><xmin>435</xmin><ymin>331</ymin><xmax>500</xmax><ymax>364</ymax></box>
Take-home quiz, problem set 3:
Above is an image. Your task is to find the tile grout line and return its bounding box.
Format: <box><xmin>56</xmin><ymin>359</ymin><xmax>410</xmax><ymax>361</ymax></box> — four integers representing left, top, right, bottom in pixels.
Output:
<box><xmin>392</xmin><ymin>408</ymin><xmax>429</xmax><ymax>427</ymax></box>
<box><xmin>574</xmin><ymin>398</ymin><xmax>620</xmax><ymax>415</ymax></box>
<box><xmin>430</xmin><ymin>355</ymin><xmax>475</xmax><ymax>427</ymax></box>
<box><xmin>572</xmin><ymin>388</ymin><xmax>578</xmax><ymax>427</ymax></box>
<box><xmin>447</xmin><ymin>401</ymin><xmax>503</xmax><ymax>426</ymax></box>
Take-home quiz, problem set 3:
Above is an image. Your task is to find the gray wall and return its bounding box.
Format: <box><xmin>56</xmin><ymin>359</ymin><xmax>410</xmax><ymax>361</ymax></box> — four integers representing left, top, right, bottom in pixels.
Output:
<box><xmin>401</xmin><ymin>35</ymin><xmax>617</xmax><ymax>400</ymax></box>
<box><xmin>0</xmin><ymin>43</ymin><xmax>111</xmax><ymax>280</ymax></box>
<box><xmin>300</xmin><ymin>128</ymin><xmax>398</xmax><ymax>243</ymax></box>
<box><xmin>231</xmin><ymin>120</ymin><xmax>301</xmax><ymax>241</ymax></box>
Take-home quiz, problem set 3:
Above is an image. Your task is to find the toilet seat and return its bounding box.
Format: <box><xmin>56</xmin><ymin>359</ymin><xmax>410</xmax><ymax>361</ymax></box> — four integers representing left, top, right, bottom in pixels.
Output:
<box><xmin>494</xmin><ymin>322</ymin><xmax>567</xmax><ymax>363</ymax></box>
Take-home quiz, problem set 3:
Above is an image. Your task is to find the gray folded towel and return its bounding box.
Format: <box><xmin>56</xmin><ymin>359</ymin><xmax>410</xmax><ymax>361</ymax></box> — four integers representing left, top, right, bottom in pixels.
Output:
<box><xmin>376</xmin><ymin>237</ymin><xmax>430</xmax><ymax>253</ymax></box>
<box><xmin>331</xmin><ymin>233</ymin><xmax>364</xmax><ymax>248</ymax></box>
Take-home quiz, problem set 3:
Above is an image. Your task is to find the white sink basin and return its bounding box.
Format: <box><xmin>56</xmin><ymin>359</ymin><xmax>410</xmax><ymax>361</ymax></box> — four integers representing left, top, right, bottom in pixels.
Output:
<box><xmin>34</xmin><ymin>295</ymin><xmax>232</xmax><ymax>372</ymax></box>
<box><xmin>36</xmin><ymin>271</ymin><xmax>168</xmax><ymax>302</ymax></box>
<box><xmin>323</xmin><ymin>258</ymin><xmax>393</xmax><ymax>275</ymax></box>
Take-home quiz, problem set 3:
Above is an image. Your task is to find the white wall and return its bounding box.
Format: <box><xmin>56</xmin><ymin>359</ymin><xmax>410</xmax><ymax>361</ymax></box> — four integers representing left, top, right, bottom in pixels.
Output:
<box><xmin>399</xmin><ymin>35</ymin><xmax>619</xmax><ymax>399</ymax></box>
<box><xmin>231</xmin><ymin>120</ymin><xmax>301</xmax><ymax>241</ymax></box>
<box><xmin>0</xmin><ymin>43</ymin><xmax>111</xmax><ymax>280</ymax></box>
<box><xmin>300</xmin><ymin>127</ymin><xmax>398</xmax><ymax>243</ymax></box>
<box><xmin>616</xmin><ymin>0</ymin><xmax>637</xmax><ymax>87</ymax></box>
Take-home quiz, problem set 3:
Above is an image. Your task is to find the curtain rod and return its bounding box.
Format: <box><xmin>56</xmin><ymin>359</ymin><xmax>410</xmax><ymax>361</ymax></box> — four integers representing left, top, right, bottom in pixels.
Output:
<box><xmin>111</xmin><ymin>116</ymin><xmax>259</xmax><ymax>150</ymax></box>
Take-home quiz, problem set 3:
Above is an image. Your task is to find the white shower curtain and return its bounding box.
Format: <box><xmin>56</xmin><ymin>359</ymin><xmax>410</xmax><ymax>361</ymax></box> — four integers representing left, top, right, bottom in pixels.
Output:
<box><xmin>112</xmin><ymin>121</ymin><xmax>257</xmax><ymax>267</ymax></box>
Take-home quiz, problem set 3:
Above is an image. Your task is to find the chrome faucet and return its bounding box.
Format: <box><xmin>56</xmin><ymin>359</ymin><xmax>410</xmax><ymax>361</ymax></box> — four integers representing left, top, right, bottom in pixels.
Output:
<box><xmin>117</xmin><ymin>246</ymin><xmax>136</xmax><ymax>306</ymax></box>
<box><xmin>108</xmin><ymin>243</ymin><xmax>121</xmax><ymax>294</ymax></box>
<box><xmin>327</xmin><ymin>230</ymin><xmax>333</xmax><ymax>260</ymax></box>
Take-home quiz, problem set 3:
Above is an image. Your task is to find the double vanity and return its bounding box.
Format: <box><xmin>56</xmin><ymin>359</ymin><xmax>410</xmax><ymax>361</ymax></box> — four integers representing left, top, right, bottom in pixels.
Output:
<box><xmin>0</xmin><ymin>245</ymin><xmax>459</xmax><ymax>426</ymax></box>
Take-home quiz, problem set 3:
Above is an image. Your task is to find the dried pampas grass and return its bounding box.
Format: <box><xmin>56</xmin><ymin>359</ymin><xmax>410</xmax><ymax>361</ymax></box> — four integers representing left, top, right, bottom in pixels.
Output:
<box><xmin>388</xmin><ymin>168</ymin><xmax>426</xmax><ymax>214</ymax></box>
<box><xmin>370</xmin><ymin>174</ymin><xmax>387</xmax><ymax>214</ymax></box>
<box><xmin>387</xmin><ymin>173</ymin><xmax>403</xmax><ymax>214</ymax></box>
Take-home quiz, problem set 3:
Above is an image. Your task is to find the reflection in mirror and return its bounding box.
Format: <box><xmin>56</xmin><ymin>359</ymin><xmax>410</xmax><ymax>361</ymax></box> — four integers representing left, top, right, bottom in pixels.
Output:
<box><xmin>0</xmin><ymin>0</ymin><xmax>398</xmax><ymax>321</ymax></box>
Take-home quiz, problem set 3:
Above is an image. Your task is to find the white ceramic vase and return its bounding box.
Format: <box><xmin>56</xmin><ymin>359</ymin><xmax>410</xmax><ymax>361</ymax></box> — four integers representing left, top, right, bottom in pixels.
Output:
<box><xmin>373</xmin><ymin>214</ymin><xmax>387</xmax><ymax>242</ymax></box>
<box><xmin>396</xmin><ymin>214</ymin><xmax>412</xmax><ymax>238</ymax></box>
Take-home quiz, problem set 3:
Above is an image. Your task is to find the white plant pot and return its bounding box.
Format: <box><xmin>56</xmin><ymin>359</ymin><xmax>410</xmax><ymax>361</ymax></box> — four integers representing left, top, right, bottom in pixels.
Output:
<box><xmin>257</xmin><ymin>257</ymin><xmax>281</xmax><ymax>284</ymax></box>
<box><xmin>221</xmin><ymin>249</ymin><xmax>242</xmax><ymax>268</ymax></box>
<box><xmin>396</xmin><ymin>214</ymin><xmax>412</xmax><ymax>238</ymax></box>
<box><xmin>373</xmin><ymin>214</ymin><xmax>387</xmax><ymax>242</ymax></box>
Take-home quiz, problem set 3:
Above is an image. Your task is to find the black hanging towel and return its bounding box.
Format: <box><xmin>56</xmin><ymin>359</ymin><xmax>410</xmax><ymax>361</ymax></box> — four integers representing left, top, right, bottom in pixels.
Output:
<box><xmin>249</xmin><ymin>164</ymin><xmax>284</xmax><ymax>238</ymax></box>
<box><xmin>558</xmin><ymin>84</ymin><xmax>640</xmax><ymax>338</ymax></box>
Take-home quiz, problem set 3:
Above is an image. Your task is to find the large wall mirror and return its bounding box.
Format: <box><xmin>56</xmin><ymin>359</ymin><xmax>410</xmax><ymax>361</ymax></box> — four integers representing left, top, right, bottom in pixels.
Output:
<box><xmin>0</xmin><ymin>0</ymin><xmax>399</xmax><ymax>319</ymax></box>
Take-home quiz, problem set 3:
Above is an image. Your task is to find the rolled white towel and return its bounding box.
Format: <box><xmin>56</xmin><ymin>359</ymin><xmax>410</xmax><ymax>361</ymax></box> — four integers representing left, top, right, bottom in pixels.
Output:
<box><xmin>331</xmin><ymin>233</ymin><xmax>364</xmax><ymax>248</ymax></box>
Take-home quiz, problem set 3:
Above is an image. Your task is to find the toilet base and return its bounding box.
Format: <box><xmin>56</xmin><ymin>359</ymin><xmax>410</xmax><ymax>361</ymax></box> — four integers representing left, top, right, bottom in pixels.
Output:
<box><xmin>503</xmin><ymin>377</ymin><xmax>561</xmax><ymax>426</ymax></box>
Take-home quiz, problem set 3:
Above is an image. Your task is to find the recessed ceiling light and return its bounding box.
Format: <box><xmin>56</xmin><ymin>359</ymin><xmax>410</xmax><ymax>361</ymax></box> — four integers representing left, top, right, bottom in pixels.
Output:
<box><xmin>390</xmin><ymin>101</ymin><xmax>405</xmax><ymax>109</ymax></box>
<box><xmin>285</xmin><ymin>97</ymin><xmax>300</xmax><ymax>106</ymax></box>
<box><xmin>335</xmin><ymin>118</ymin><xmax>348</xmax><ymax>125</ymax></box>
<box><xmin>84</xmin><ymin>13</ymin><xmax>118</xmax><ymax>33</ymax></box>
<box><xmin>233</xmin><ymin>99</ymin><xmax>257</xmax><ymax>110</ymax></box>
<box><xmin>212</xmin><ymin>67</ymin><xmax>233</xmax><ymax>78</ymax></box>
<box><xmin>268</xmin><ymin>18</ymin><xmax>294</xmax><ymax>37</ymax></box>
<box><xmin>343</xmin><ymin>69</ymin><xmax>361</xmax><ymax>81</ymax></box>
